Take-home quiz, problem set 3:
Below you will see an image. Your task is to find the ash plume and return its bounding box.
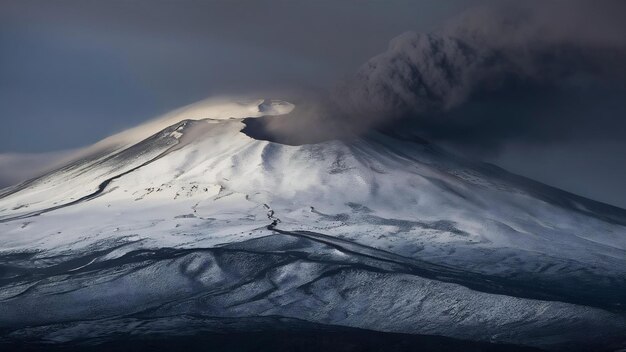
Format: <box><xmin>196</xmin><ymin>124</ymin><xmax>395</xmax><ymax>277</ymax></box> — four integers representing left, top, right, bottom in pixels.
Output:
<box><xmin>330</xmin><ymin>1</ymin><xmax>626</xmax><ymax>149</ymax></box>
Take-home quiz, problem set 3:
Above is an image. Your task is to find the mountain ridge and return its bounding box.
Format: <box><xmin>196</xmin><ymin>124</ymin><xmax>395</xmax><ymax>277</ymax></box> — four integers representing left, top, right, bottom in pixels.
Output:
<box><xmin>0</xmin><ymin>98</ymin><xmax>624</xmax><ymax>350</ymax></box>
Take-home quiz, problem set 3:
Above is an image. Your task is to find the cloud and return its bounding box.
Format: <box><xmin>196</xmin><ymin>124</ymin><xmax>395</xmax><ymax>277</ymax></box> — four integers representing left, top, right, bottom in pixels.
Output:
<box><xmin>331</xmin><ymin>1</ymin><xmax>626</xmax><ymax>149</ymax></box>
<box><xmin>335</xmin><ymin>32</ymin><xmax>480</xmax><ymax>125</ymax></box>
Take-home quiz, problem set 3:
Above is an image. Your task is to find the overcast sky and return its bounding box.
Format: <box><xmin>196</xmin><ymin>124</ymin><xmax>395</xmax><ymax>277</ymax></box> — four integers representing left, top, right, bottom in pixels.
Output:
<box><xmin>0</xmin><ymin>0</ymin><xmax>478</xmax><ymax>152</ymax></box>
<box><xmin>1</xmin><ymin>0</ymin><xmax>625</xmax><ymax>208</ymax></box>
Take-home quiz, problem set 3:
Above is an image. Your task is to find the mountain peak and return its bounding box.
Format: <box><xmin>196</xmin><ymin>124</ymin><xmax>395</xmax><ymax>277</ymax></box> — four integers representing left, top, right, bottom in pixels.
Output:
<box><xmin>0</xmin><ymin>97</ymin><xmax>624</xmax><ymax>350</ymax></box>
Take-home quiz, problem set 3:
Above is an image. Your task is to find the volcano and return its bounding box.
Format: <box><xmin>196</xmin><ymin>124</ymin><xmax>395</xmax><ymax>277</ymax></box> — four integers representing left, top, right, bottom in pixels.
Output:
<box><xmin>0</xmin><ymin>98</ymin><xmax>624</xmax><ymax>351</ymax></box>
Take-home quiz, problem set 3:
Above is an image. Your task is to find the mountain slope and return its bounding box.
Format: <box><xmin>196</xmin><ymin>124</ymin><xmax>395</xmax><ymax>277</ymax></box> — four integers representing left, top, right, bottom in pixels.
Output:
<box><xmin>0</xmin><ymin>98</ymin><xmax>624</xmax><ymax>351</ymax></box>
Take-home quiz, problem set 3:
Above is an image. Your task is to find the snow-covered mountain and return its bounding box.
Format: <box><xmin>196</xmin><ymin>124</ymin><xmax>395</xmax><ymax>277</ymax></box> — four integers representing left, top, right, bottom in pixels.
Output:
<box><xmin>0</xmin><ymin>98</ymin><xmax>624</xmax><ymax>351</ymax></box>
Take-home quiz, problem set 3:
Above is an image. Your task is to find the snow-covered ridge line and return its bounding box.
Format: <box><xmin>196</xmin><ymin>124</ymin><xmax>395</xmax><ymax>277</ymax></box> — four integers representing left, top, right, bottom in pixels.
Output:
<box><xmin>0</xmin><ymin>98</ymin><xmax>294</xmax><ymax>197</ymax></box>
<box><xmin>90</xmin><ymin>98</ymin><xmax>294</xmax><ymax>151</ymax></box>
<box><xmin>0</xmin><ymin>98</ymin><xmax>295</xmax><ymax>219</ymax></box>
<box><xmin>0</xmin><ymin>121</ymin><xmax>191</xmax><ymax>222</ymax></box>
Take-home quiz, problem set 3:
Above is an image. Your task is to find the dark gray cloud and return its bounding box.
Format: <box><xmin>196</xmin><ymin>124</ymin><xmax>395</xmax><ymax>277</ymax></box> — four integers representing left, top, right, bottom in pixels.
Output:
<box><xmin>334</xmin><ymin>0</ymin><xmax>626</xmax><ymax>150</ymax></box>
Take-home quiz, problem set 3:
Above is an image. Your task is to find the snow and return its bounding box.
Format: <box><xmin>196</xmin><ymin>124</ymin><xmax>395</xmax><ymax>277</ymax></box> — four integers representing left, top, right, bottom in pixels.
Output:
<box><xmin>0</xmin><ymin>97</ymin><xmax>624</xmax><ymax>350</ymax></box>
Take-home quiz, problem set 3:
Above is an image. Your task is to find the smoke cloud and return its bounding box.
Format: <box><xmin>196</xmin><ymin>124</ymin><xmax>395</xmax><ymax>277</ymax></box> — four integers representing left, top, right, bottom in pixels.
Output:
<box><xmin>326</xmin><ymin>1</ymin><xmax>626</xmax><ymax>149</ymax></box>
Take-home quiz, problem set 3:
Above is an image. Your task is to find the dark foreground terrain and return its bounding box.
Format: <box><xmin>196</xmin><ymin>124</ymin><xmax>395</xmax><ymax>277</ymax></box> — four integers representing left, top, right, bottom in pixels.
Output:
<box><xmin>3</xmin><ymin>322</ymin><xmax>544</xmax><ymax>352</ymax></box>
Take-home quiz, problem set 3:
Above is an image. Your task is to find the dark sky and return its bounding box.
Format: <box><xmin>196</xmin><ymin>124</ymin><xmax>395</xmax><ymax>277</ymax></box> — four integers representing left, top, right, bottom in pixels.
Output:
<box><xmin>0</xmin><ymin>0</ymin><xmax>477</xmax><ymax>152</ymax></box>
<box><xmin>1</xmin><ymin>0</ymin><xmax>625</xmax><ymax>208</ymax></box>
